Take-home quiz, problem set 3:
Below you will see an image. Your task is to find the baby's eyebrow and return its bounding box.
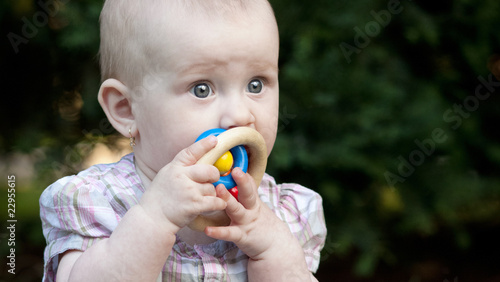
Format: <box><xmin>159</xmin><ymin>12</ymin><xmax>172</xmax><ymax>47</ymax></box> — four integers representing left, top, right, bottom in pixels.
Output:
<box><xmin>177</xmin><ymin>60</ymin><xmax>278</xmax><ymax>76</ymax></box>
<box><xmin>250</xmin><ymin>61</ymin><xmax>279</xmax><ymax>73</ymax></box>
<box><xmin>178</xmin><ymin>62</ymin><xmax>221</xmax><ymax>76</ymax></box>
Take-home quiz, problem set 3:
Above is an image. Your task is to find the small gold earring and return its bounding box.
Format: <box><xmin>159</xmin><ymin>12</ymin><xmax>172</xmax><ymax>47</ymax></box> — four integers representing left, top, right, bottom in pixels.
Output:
<box><xmin>129</xmin><ymin>128</ymin><xmax>136</xmax><ymax>147</ymax></box>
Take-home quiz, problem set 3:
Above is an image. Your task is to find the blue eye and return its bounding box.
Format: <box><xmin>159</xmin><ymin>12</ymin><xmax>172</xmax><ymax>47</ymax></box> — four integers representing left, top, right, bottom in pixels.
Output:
<box><xmin>247</xmin><ymin>79</ymin><xmax>263</xmax><ymax>94</ymax></box>
<box><xmin>190</xmin><ymin>83</ymin><xmax>212</xmax><ymax>98</ymax></box>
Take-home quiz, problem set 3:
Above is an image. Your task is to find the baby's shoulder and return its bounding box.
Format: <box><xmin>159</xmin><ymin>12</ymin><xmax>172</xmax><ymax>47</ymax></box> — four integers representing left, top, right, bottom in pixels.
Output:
<box><xmin>40</xmin><ymin>153</ymin><xmax>139</xmax><ymax>205</ymax></box>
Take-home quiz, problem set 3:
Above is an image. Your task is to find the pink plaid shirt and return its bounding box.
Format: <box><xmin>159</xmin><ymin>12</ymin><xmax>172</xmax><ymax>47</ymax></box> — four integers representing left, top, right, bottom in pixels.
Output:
<box><xmin>40</xmin><ymin>153</ymin><xmax>326</xmax><ymax>281</ymax></box>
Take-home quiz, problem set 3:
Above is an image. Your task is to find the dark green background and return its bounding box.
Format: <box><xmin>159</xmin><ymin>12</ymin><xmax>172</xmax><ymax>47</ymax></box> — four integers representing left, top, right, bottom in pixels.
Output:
<box><xmin>1</xmin><ymin>0</ymin><xmax>500</xmax><ymax>281</ymax></box>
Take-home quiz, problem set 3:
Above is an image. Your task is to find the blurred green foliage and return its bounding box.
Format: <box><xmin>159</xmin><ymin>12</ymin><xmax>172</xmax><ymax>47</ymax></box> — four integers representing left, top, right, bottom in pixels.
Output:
<box><xmin>1</xmin><ymin>0</ymin><xmax>500</xmax><ymax>280</ymax></box>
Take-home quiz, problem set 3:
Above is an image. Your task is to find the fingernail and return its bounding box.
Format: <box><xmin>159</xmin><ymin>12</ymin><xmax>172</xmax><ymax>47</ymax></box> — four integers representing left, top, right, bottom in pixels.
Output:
<box><xmin>208</xmin><ymin>135</ymin><xmax>217</xmax><ymax>144</ymax></box>
<box><xmin>232</xmin><ymin>167</ymin><xmax>242</xmax><ymax>177</ymax></box>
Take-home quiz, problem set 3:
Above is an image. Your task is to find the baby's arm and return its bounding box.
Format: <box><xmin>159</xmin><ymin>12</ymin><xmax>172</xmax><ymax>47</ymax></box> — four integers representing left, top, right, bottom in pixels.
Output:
<box><xmin>56</xmin><ymin>137</ymin><xmax>226</xmax><ymax>282</ymax></box>
<box><xmin>57</xmin><ymin>204</ymin><xmax>176</xmax><ymax>282</ymax></box>
<box><xmin>206</xmin><ymin>169</ymin><xmax>317</xmax><ymax>282</ymax></box>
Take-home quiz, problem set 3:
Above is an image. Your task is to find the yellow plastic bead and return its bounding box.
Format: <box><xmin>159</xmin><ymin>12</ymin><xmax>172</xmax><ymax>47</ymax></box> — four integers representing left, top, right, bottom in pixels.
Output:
<box><xmin>214</xmin><ymin>151</ymin><xmax>234</xmax><ymax>176</ymax></box>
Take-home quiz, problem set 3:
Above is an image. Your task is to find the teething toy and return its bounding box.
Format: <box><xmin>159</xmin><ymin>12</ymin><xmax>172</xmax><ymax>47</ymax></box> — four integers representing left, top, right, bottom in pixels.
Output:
<box><xmin>195</xmin><ymin>128</ymin><xmax>249</xmax><ymax>190</ymax></box>
<box><xmin>188</xmin><ymin>127</ymin><xmax>267</xmax><ymax>231</ymax></box>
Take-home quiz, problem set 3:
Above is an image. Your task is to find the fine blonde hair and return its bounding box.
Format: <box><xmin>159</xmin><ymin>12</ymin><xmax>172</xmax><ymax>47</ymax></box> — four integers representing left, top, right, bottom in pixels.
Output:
<box><xmin>98</xmin><ymin>0</ymin><xmax>275</xmax><ymax>89</ymax></box>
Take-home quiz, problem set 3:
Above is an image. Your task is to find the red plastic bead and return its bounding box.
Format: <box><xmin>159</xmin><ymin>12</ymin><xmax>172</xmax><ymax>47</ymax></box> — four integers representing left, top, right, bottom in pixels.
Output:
<box><xmin>229</xmin><ymin>187</ymin><xmax>238</xmax><ymax>200</ymax></box>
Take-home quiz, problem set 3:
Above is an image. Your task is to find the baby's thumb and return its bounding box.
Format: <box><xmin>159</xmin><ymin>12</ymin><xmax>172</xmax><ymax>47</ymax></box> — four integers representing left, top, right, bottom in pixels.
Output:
<box><xmin>173</xmin><ymin>135</ymin><xmax>218</xmax><ymax>166</ymax></box>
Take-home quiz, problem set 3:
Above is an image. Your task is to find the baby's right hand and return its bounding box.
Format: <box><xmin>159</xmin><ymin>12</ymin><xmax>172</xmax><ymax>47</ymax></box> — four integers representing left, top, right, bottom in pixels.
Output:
<box><xmin>139</xmin><ymin>135</ymin><xmax>227</xmax><ymax>234</ymax></box>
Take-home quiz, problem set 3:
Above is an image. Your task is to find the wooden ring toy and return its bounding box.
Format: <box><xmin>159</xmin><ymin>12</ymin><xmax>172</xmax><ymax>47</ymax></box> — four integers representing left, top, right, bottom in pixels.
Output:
<box><xmin>194</xmin><ymin>128</ymin><xmax>248</xmax><ymax>189</ymax></box>
<box><xmin>188</xmin><ymin>127</ymin><xmax>267</xmax><ymax>231</ymax></box>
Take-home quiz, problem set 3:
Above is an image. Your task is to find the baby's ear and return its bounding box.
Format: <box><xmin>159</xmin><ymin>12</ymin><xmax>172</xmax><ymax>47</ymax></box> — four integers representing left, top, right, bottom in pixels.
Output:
<box><xmin>98</xmin><ymin>79</ymin><xmax>135</xmax><ymax>138</ymax></box>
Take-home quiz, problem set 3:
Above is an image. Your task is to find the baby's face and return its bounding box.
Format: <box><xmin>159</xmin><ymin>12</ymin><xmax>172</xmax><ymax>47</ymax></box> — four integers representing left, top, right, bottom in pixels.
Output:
<box><xmin>132</xmin><ymin>5</ymin><xmax>280</xmax><ymax>174</ymax></box>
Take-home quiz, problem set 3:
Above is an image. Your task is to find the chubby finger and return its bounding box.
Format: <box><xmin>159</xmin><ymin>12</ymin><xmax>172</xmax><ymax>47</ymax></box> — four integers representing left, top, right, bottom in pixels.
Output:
<box><xmin>198</xmin><ymin>196</ymin><xmax>227</xmax><ymax>214</ymax></box>
<box><xmin>215</xmin><ymin>185</ymin><xmax>247</xmax><ymax>222</ymax></box>
<box><xmin>172</xmin><ymin>135</ymin><xmax>217</xmax><ymax>166</ymax></box>
<box><xmin>231</xmin><ymin>168</ymin><xmax>258</xmax><ymax>209</ymax></box>
<box><xmin>215</xmin><ymin>184</ymin><xmax>231</xmax><ymax>201</ymax></box>
<box><xmin>186</xmin><ymin>164</ymin><xmax>220</xmax><ymax>184</ymax></box>
<box><xmin>205</xmin><ymin>225</ymin><xmax>243</xmax><ymax>243</ymax></box>
<box><xmin>198</xmin><ymin>183</ymin><xmax>219</xmax><ymax>197</ymax></box>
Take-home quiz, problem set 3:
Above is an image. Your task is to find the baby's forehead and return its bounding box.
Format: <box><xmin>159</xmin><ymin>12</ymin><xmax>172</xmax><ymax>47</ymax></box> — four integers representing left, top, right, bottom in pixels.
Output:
<box><xmin>139</xmin><ymin>1</ymin><xmax>277</xmax><ymax>55</ymax></box>
<box><xmin>129</xmin><ymin>1</ymin><xmax>274</xmax><ymax>50</ymax></box>
<box><xmin>100</xmin><ymin>0</ymin><xmax>277</xmax><ymax>86</ymax></box>
<box><xmin>138</xmin><ymin>0</ymin><xmax>269</xmax><ymax>24</ymax></box>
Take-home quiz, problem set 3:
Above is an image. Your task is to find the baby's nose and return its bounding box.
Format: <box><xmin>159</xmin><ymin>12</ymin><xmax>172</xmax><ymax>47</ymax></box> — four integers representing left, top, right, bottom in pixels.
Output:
<box><xmin>219</xmin><ymin>96</ymin><xmax>255</xmax><ymax>129</ymax></box>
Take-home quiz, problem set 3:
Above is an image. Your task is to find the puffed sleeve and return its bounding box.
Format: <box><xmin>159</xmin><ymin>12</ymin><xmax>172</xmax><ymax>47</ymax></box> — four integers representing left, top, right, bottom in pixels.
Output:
<box><xmin>258</xmin><ymin>174</ymin><xmax>327</xmax><ymax>272</ymax></box>
<box><xmin>39</xmin><ymin>173</ymin><xmax>123</xmax><ymax>282</ymax></box>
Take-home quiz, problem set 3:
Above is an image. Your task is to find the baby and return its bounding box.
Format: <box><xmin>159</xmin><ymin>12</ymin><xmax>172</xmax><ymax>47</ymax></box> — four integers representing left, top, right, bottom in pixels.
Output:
<box><xmin>40</xmin><ymin>0</ymin><xmax>327</xmax><ymax>281</ymax></box>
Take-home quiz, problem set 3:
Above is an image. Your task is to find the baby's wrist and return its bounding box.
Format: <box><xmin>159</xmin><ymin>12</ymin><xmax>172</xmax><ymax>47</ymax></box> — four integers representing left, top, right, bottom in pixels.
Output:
<box><xmin>248</xmin><ymin>249</ymin><xmax>311</xmax><ymax>281</ymax></box>
<box><xmin>134</xmin><ymin>203</ymin><xmax>180</xmax><ymax>238</ymax></box>
<box><xmin>248</xmin><ymin>238</ymin><xmax>311</xmax><ymax>281</ymax></box>
<box><xmin>250</xmin><ymin>226</ymin><xmax>306</xmax><ymax>265</ymax></box>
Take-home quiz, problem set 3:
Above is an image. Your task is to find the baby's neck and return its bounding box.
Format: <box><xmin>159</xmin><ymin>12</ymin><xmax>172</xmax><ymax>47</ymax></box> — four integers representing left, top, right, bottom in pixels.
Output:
<box><xmin>177</xmin><ymin>227</ymin><xmax>217</xmax><ymax>246</ymax></box>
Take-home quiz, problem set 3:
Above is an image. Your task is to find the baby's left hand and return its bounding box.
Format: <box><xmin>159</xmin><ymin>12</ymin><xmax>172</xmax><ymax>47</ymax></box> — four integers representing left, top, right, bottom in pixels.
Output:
<box><xmin>205</xmin><ymin>168</ymin><xmax>313</xmax><ymax>281</ymax></box>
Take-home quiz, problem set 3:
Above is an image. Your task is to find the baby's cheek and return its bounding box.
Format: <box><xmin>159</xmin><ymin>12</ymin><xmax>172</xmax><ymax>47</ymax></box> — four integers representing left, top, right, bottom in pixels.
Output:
<box><xmin>153</xmin><ymin>134</ymin><xmax>191</xmax><ymax>165</ymax></box>
<box><xmin>257</xmin><ymin>122</ymin><xmax>278</xmax><ymax>155</ymax></box>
